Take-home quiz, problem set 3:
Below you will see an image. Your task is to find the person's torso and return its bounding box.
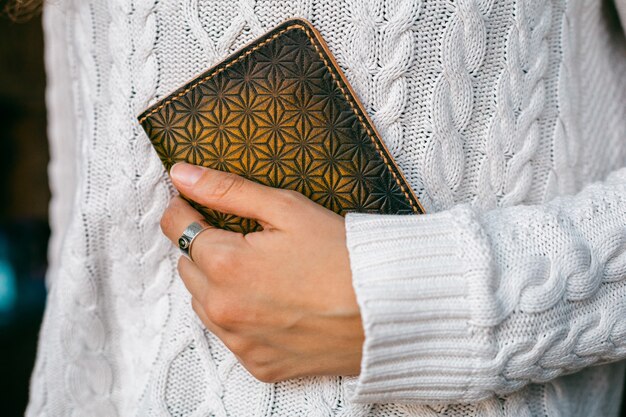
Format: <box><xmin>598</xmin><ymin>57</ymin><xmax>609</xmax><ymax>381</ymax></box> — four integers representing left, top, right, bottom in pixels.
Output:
<box><xmin>29</xmin><ymin>0</ymin><xmax>626</xmax><ymax>416</ymax></box>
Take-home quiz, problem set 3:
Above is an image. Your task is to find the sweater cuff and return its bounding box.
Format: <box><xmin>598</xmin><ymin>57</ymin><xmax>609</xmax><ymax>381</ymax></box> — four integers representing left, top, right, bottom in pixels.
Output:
<box><xmin>343</xmin><ymin>206</ymin><xmax>494</xmax><ymax>404</ymax></box>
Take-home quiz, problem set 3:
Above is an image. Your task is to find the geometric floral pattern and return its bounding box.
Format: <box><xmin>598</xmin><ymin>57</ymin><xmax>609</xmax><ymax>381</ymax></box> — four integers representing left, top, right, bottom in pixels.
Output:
<box><xmin>139</xmin><ymin>19</ymin><xmax>423</xmax><ymax>233</ymax></box>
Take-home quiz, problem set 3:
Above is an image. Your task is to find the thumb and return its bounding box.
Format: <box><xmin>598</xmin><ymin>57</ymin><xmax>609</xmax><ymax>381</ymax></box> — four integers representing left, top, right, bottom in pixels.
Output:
<box><xmin>169</xmin><ymin>163</ymin><xmax>285</xmax><ymax>226</ymax></box>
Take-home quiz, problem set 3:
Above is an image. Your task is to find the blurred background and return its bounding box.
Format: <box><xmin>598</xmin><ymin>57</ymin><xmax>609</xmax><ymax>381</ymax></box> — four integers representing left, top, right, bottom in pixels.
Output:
<box><xmin>1</xmin><ymin>6</ymin><xmax>626</xmax><ymax>417</ymax></box>
<box><xmin>0</xmin><ymin>10</ymin><xmax>49</xmax><ymax>417</ymax></box>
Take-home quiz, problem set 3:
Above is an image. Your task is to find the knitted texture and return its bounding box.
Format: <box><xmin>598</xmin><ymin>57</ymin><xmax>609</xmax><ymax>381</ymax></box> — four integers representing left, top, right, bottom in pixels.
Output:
<box><xmin>28</xmin><ymin>0</ymin><xmax>626</xmax><ymax>416</ymax></box>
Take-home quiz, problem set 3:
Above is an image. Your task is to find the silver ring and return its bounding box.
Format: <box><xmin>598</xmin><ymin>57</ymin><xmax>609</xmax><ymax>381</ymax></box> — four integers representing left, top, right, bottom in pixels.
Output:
<box><xmin>178</xmin><ymin>220</ymin><xmax>212</xmax><ymax>261</ymax></box>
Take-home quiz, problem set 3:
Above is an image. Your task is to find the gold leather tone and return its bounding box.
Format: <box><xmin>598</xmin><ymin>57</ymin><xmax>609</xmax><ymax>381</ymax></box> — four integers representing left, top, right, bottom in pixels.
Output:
<box><xmin>138</xmin><ymin>18</ymin><xmax>424</xmax><ymax>233</ymax></box>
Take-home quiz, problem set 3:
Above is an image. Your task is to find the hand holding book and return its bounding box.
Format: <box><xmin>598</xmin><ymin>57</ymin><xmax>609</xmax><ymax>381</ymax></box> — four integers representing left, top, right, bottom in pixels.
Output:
<box><xmin>139</xmin><ymin>18</ymin><xmax>424</xmax><ymax>234</ymax></box>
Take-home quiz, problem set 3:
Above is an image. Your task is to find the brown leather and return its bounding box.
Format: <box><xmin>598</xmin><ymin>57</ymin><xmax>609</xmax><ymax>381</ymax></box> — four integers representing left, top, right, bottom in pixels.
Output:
<box><xmin>138</xmin><ymin>18</ymin><xmax>424</xmax><ymax>233</ymax></box>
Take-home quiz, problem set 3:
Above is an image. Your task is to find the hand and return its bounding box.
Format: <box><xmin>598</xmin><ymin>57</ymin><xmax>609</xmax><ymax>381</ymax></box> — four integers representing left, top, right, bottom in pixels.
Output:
<box><xmin>160</xmin><ymin>163</ymin><xmax>364</xmax><ymax>383</ymax></box>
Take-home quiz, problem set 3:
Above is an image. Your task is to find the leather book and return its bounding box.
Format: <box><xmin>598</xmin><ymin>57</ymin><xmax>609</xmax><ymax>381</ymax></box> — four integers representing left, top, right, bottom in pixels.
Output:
<box><xmin>138</xmin><ymin>18</ymin><xmax>424</xmax><ymax>233</ymax></box>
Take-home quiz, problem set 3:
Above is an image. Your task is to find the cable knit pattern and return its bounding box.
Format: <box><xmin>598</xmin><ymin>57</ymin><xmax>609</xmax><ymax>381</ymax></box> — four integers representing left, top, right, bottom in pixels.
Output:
<box><xmin>346</xmin><ymin>168</ymin><xmax>626</xmax><ymax>403</ymax></box>
<box><xmin>35</xmin><ymin>1</ymin><xmax>119</xmax><ymax>415</ymax></box>
<box><xmin>365</xmin><ymin>0</ymin><xmax>420</xmax><ymax>157</ymax></box>
<box><xmin>547</xmin><ymin>0</ymin><xmax>581</xmax><ymax>199</ymax></box>
<box><xmin>189</xmin><ymin>0</ymin><xmax>267</xmax><ymax>59</ymax></box>
<box><xmin>477</xmin><ymin>0</ymin><xmax>551</xmax><ymax>209</ymax></box>
<box><xmin>423</xmin><ymin>0</ymin><xmax>491</xmax><ymax>211</ymax></box>
<box><xmin>29</xmin><ymin>0</ymin><xmax>626</xmax><ymax>416</ymax></box>
<box><xmin>106</xmin><ymin>0</ymin><xmax>174</xmax><ymax>412</ymax></box>
<box><xmin>64</xmin><ymin>2</ymin><xmax>118</xmax><ymax>416</ymax></box>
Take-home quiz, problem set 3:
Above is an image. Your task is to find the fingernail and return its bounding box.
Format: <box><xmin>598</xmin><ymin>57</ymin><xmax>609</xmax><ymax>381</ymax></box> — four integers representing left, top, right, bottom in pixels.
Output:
<box><xmin>170</xmin><ymin>163</ymin><xmax>203</xmax><ymax>186</ymax></box>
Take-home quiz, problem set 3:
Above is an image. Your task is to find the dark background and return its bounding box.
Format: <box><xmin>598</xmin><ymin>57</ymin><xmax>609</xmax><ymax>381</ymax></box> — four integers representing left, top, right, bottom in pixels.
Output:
<box><xmin>0</xmin><ymin>12</ymin><xmax>50</xmax><ymax>417</ymax></box>
<box><xmin>1</xmin><ymin>10</ymin><xmax>625</xmax><ymax>417</ymax></box>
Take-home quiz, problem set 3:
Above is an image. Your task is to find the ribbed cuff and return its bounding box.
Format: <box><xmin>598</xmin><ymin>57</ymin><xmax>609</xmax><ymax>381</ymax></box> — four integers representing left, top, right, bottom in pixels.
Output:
<box><xmin>343</xmin><ymin>205</ymin><xmax>495</xmax><ymax>404</ymax></box>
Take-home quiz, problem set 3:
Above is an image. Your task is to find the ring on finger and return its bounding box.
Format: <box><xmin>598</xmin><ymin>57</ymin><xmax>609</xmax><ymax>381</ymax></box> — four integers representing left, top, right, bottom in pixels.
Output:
<box><xmin>178</xmin><ymin>219</ymin><xmax>212</xmax><ymax>262</ymax></box>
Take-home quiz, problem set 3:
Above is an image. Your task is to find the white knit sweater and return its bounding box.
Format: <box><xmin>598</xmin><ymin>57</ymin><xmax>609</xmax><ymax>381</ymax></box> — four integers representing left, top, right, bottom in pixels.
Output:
<box><xmin>28</xmin><ymin>0</ymin><xmax>626</xmax><ymax>416</ymax></box>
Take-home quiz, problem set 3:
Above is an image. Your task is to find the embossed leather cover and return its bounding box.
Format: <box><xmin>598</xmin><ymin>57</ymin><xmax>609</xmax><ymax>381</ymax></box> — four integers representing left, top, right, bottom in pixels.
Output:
<box><xmin>138</xmin><ymin>18</ymin><xmax>424</xmax><ymax>233</ymax></box>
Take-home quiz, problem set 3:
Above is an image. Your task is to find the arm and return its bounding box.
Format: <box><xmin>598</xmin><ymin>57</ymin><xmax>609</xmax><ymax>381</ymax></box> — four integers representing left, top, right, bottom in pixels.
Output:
<box><xmin>344</xmin><ymin>166</ymin><xmax>626</xmax><ymax>404</ymax></box>
<box><xmin>155</xmin><ymin>161</ymin><xmax>625</xmax><ymax>404</ymax></box>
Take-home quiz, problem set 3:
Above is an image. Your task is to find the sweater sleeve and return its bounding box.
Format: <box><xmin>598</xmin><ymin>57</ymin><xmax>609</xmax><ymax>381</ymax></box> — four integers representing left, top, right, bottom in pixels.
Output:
<box><xmin>343</xmin><ymin>166</ymin><xmax>626</xmax><ymax>404</ymax></box>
